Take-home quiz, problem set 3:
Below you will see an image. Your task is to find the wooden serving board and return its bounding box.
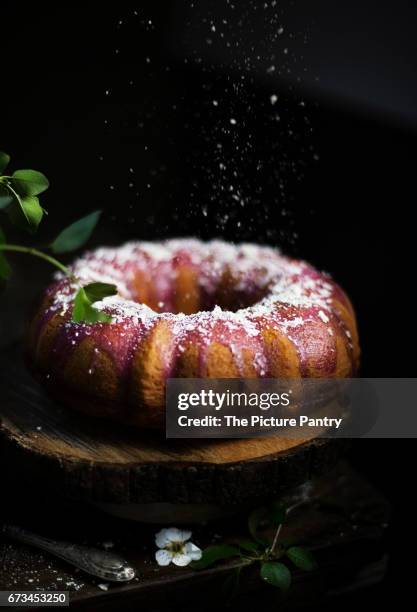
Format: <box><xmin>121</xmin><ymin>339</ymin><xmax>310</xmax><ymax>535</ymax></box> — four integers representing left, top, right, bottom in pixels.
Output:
<box><xmin>0</xmin><ymin>347</ymin><xmax>348</xmax><ymax>507</ymax></box>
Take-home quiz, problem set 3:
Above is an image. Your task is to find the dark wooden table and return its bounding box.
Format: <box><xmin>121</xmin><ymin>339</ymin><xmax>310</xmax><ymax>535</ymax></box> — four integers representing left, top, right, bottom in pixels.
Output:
<box><xmin>0</xmin><ymin>462</ymin><xmax>389</xmax><ymax>611</ymax></box>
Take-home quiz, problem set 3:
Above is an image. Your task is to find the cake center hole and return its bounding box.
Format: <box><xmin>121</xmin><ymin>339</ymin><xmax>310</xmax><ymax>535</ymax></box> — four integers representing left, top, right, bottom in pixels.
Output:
<box><xmin>132</xmin><ymin>269</ymin><xmax>268</xmax><ymax>315</ymax></box>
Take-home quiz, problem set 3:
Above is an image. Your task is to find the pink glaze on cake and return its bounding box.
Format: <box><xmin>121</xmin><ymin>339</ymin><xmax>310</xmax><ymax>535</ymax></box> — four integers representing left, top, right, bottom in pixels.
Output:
<box><xmin>27</xmin><ymin>239</ymin><xmax>360</xmax><ymax>428</ymax></box>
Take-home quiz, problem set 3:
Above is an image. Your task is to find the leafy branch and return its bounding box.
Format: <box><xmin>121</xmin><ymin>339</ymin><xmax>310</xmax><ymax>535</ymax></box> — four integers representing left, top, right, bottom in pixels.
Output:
<box><xmin>192</xmin><ymin>500</ymin><xmax>317</xmax><ymax>597</ymax></box>
<box><xmin>0</xmin><ymin>152</ymin><xmax>116</xmax><ymax>323</ymax></box>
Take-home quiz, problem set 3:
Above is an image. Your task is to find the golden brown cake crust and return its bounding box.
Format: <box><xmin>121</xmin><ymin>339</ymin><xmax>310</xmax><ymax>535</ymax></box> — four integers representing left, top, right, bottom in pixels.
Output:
<box><xmin>27</xmin><ymin>239</ymin><xmax>360</xmax><ymax>429</ymax></box>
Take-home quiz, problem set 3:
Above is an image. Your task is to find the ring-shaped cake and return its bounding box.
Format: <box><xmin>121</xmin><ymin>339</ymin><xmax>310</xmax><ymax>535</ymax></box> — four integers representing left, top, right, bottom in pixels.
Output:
<box><xmin>28</xmin><ymin>239</ymin><xmax>359</xmax><ymax>429</ymax></box>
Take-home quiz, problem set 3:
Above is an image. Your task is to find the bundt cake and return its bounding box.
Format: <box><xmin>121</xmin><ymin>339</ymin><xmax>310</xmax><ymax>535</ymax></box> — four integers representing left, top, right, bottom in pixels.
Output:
<box><xmin>27</xmin><ymin>239</ymin><xmax>359</xmax><ymax>429</ymax></box>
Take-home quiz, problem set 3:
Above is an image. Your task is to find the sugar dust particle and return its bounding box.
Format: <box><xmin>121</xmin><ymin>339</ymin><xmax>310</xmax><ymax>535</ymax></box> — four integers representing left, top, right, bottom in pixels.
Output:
<box><xmin>283</xmin><ymin>48</ymin><xmax>288</xmax><ymax>54</ymax></box>
<box><xmin>278</xmin><ymin>26</ymin><xmax>284</xmax><ymax>35</ymax></box>
<box><xmin>318</xmin><ymin>310</ymin><xmax>330</xmax><ymax>323</ymax></box>
<box><xmin>212</xmin><ymin>100</ymin><xmax>219</xmax><ymax>106</ymax></box>
<box><xmin>266</xmin><ymin>65</ymin><xmax>276</xmax><ymax>73</ymax></box>
<box><xmin>230</xmin><ymin>118</ymin><xmax>237</xmax><ymax>125</ymax></box>
<box><xmin>211</xmin><ymin>25</ymin><xmax>216</xmax><ymax>32</ymax></box>
<box><xmin>270</xmin><ymin>94</ymin><xmax>278</xmax><ymax>105</ymax></box>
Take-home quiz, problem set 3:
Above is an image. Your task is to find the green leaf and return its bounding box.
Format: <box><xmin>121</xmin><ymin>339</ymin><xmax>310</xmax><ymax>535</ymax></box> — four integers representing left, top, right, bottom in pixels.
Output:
<box><xmin>21</xmin><ymin>195</ymin><xmax>44</xmax><ymax>231</ymax></box>
<box><xmin>191</xmin><ymin>545</ymin><xmax>240</xmax><ymax>570</ymax></box>
<box><xmin>260</xmin><ymin>562</ymin><xmax>291</xmax><ymax>591</ymax></box>
<box><xmin>236</xmin><ymin>539</ymin><xmax>260</xmax><ymax>553</ymax></box>
<box><xmin>0</xmin><ymin>227</ymin><xmax>11</xmax><ymax>281</ymax></box>
<box><xmin>11</xmin><ymin>169</ymin><xmax>49</xmax><ymax>196</ymax></box>
<box><xmin>51</xmin><ymin>210</ymin><xmax>102</xmax><ymax>254</ymax></box>
<box><xmin>286</xmin><ymin>547</ymin><xmax>317</xmax><ymax>571</ymax></box>
<box><xmin>0</xmin><ymin>152</ymin><xmax>10</xmax><ymax>174</ymax></box>
<box><xmin>72</xmin><ymin>287</ymin><xmax>112</xmax><ymax>324</ymax></box>
<box><xmin>83</xmin><ymin>282</ymin><xmax>118</xmax><ymax>303</ymax></box>
<box><xmin>8</xmin><ymin>194</ymin><xmax>44</xmax><ymax>233</ymax></box>
<box><xmin>72</xmin><ymin>282</ymin><xmax>117</xmax><ymax>324</ymax></box>
<box><xmin>0</xmin><ymin>184</ymin><xmax>13</xmax><ymax>209</ymax></box>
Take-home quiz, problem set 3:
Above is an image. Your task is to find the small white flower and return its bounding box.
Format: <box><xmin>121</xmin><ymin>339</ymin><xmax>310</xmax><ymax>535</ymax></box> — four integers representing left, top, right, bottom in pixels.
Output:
<box><xmin>155</xmin><ymin>527</ymin><xmax>202</xmax><ymax>567</ymax></box>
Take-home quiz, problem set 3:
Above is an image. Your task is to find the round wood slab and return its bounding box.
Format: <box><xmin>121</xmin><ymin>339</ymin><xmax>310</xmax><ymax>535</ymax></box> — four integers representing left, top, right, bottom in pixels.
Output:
<box><xmin>0</xmin><ymin>349</ymin><xmax>348</xmax><ymax>506</ymax></box>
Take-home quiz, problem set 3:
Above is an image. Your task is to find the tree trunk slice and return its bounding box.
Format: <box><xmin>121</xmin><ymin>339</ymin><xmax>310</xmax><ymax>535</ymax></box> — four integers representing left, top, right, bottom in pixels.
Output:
<box><xmin>0</xmin><ymin>348</ymin><xmax>348</xmax><ymax>505</ymax></box>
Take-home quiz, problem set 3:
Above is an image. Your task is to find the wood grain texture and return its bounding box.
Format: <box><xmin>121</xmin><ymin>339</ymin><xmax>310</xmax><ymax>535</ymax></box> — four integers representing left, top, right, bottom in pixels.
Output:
<box><xmin>0</xmin><ymin>347</ymin><xmax>348</xmax><ymax>505</ymax></box>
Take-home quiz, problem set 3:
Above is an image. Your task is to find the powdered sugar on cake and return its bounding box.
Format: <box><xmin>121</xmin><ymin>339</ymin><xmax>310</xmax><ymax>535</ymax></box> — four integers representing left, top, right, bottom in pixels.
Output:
<box><xmin>48</xmin><ymin>239</ymin><xmax>333</xmax><ymax>326</ymax></box>
<box><xmin>43</xmin><ymin>238</ymin><xmax>347</xmax><ymax>377</ymax></box>
<box><xmin>48</xmin><ymin>238</ymin><xmax>334</xmax><ymax>319</ymax></box>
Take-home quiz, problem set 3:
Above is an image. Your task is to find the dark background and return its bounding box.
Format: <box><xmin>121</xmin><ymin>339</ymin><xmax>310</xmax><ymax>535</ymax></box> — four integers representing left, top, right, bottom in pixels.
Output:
<box><xmin>1</xmin><ymin>0</ymin><xmax>416</xmax><ymax>607</ymax></box>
